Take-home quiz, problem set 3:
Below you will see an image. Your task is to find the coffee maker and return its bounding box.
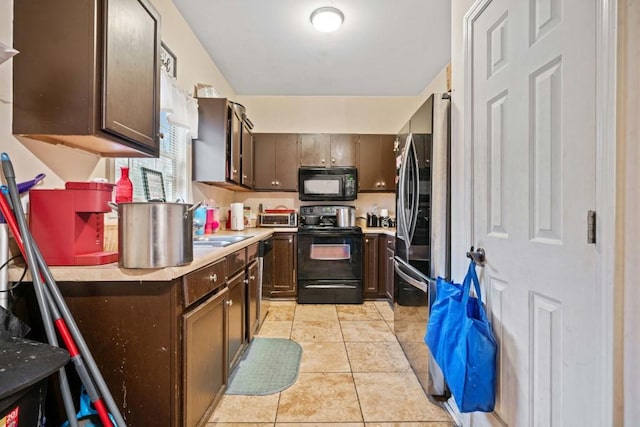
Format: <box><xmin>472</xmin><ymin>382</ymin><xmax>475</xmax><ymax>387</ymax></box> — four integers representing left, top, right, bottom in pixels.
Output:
<box><xmin>29</xmin><ymin>182</ymin><xmax>118</xmax><ymax>266</ymax></box>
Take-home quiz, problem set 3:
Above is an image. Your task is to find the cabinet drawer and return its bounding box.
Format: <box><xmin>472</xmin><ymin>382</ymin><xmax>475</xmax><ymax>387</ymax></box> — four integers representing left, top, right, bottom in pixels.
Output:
<box><xmin>183</xmin><ymin>258</ymin><xmax>227</xmax><ymax>308</ymax></box>
<box><xmin>246</xmin><ymin>242</ymin><xmax>258</xmax><ymax>264</ymax></box>
<box><xmin>227</xmin><ymin>247</ymin><xmax>247</xmax><ymax>277</ymax></box>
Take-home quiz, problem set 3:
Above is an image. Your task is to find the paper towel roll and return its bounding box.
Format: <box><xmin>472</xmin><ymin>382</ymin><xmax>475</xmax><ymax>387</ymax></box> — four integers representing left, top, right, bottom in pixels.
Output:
<box><xmin>230</xmin><ymin>203</ymin><xmax>244</xmax><ymax>231</ymax></box>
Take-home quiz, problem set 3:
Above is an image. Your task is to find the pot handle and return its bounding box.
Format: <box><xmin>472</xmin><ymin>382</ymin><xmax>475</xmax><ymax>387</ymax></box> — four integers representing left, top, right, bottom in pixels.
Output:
<box><xmin>107</xmin><ymin>202</ymin><xmax>118</xmax><ymax>214</ymax></box>
<box><xmin>185</xmin><ymin>201</ymin><xmax>203</xmax><ymax>217</ymax></box>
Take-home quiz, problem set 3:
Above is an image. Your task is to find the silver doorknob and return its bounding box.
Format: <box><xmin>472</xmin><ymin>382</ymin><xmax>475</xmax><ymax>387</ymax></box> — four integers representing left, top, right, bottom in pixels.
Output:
<box><xmin>466</xmin><ymin>246</ymin><xmax>486</xmax><ymax>266</ymax></box>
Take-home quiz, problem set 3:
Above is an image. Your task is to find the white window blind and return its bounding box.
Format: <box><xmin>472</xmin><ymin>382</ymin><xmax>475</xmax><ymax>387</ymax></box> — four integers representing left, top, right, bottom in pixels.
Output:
<box><xmin>115</xmin><ymin>111</ymin><xmax>187</xmax><ymax>201</ymax></box>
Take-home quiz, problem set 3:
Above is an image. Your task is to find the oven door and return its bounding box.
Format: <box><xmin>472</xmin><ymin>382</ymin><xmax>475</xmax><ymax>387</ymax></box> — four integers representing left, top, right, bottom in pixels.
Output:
<box><xmin>297</xmin><ymin>231</ymin><xmax>362</xmax><ymax>281</ymax></box>
<box><xmin>297</xmin><ymin>231</ymin><xmax>363</xmax><ymax>304</ymax></box>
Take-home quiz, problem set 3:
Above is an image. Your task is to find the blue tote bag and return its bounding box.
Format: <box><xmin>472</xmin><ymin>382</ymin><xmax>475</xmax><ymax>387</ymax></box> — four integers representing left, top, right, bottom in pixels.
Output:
<box><xmin>425</xmin><ymin>261</ymin><xmax>497</xmax><ymax>412</ymax></box>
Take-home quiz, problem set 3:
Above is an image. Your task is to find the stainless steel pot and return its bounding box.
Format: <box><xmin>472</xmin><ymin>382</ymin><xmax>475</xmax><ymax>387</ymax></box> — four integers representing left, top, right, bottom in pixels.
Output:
<box><xmin>336</xmin><ymin>207</ymin><xmax>355</xmax><ymax>227</ymax></box>
<box><xmin>112</xmin><ymin>202</ymin><xmax>200</xmax><ymax>268</ymax></box>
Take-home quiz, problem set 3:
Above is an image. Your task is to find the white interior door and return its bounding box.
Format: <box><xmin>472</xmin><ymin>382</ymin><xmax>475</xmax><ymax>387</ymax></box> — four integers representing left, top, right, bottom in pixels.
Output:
<box><xmin>466</xmin><ymin>0</ymin><xmax>599</xmax><ymax>425</ymax></box>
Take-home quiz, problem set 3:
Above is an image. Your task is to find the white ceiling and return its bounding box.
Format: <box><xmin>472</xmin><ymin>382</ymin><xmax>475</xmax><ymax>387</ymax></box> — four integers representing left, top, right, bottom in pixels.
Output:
<box><xmin>172</xmin><ymin>0</ymin><xmax>451</xmax><ymax>96</ymax></box>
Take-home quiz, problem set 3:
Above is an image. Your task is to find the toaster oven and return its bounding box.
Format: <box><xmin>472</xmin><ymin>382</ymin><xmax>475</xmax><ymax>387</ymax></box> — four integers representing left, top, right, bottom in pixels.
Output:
<box><xmin>259</xmin><ymin>212</ymin><xmax>298</xmax><ymax>227</ymax></box>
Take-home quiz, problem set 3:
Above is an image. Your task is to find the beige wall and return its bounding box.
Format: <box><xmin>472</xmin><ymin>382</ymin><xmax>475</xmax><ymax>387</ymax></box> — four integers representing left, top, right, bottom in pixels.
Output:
<box><xmin>237</xmin><ymin>67</ymin><xmax>448</xmax><ymax>134</ymax></box>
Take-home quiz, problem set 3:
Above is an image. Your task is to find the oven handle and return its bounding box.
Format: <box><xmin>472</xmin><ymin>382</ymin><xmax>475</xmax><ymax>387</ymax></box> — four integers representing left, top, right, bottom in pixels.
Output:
<box><xmin>305</xmin><ymin>284</ymin><xmax>358</xmax><ymax>289</ymax></box>
<box><xmin>297</xmin><ymin>230</ymin><xmax>362</xmax><ymax>238</ymax></box>
<box><xmin>394</xmin><ymin>257</ymin><xmax>434</xmax><ymax>293</ymax></box>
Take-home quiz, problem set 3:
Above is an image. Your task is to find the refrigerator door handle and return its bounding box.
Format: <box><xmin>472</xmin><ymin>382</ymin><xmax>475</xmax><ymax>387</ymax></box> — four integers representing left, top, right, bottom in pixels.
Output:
<box><xmin>397</xmin><ymin>135</ymin><xmax>412</xmax><ymax>242</ymax></box>
<box><xmin>407</xmin><ymin>137</ymin><xmax>420</xmax><ymax>241</ymax></box>
<box><xmin>394</xmin><ymin>257</ymin><xmax>435</xmax><ymax>293</ymax></box>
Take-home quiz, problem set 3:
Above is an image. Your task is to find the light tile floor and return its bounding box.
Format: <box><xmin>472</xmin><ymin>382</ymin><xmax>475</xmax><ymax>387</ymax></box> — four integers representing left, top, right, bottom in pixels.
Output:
<box><xmin>207</xmin><ymin>301</ymin><xmax>454</xmax><ymax>427</ymax></box>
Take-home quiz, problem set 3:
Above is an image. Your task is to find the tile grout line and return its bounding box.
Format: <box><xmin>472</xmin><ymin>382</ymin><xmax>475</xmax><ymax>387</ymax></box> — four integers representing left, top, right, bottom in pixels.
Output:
<box><xmin>337</xmin><ymin>307</ymin><xmax>367</xmax><ymax>425</ymax></box>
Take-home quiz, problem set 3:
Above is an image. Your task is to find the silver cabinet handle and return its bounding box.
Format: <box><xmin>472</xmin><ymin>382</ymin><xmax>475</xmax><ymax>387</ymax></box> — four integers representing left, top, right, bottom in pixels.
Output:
<box><xmin>244</xmin><ymin>278</ymin><xmax>249</xmax><ymax>284</ymax></box>
<box><xmin>365</xmin><ymin>239</ymin><xmax>369</xmax><ymax>243</ymax></box>
<box><xmin>209</xmin><ymin>274</ymin><xmax>217</xmax><ymax>283</ymax></box>
<box><xmin>275</xmin><ymin>181</ymin><xmax>280</xmax><ymax>186</ymax></box>
<box><xmin>331</xmin><ymin>158</ymin><xmax>336</xmax><ymax>163</ymax></box>
<box><xmin>227</xmin><ymin>299</ymin><xmax>233</xmax><ymax>306</ymax></box>
<box><xmin>321</xmin><ymin>159</ymin><xmax>326</xmax><ymax>163</ymax></box>
<box><xmin>250</xmin><ymin>275</ymin><xmax>256</xmax><ymax>281</ymax></box>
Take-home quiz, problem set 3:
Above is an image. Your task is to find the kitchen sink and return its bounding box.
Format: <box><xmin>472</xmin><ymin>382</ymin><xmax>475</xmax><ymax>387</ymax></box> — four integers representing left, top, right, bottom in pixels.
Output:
<box><xmin>193</xmin><ymin>235</ymin><xmax>253</xmax><ymax>247</ymax></box>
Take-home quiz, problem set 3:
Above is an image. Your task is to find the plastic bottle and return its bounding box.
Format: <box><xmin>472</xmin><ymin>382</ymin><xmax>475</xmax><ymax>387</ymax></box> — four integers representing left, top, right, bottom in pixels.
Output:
<box><xmin>115</xmin><ymin>166</ymin><xmax>133</xmax><ymax>203</ymax></box>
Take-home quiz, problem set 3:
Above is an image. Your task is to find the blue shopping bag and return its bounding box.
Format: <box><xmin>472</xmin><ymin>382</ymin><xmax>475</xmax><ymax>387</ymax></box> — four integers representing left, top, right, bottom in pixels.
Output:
<box><xmin>425</xmin><ymin>261</ymin><xmax>497</xmax><ymax>412</ymax></box>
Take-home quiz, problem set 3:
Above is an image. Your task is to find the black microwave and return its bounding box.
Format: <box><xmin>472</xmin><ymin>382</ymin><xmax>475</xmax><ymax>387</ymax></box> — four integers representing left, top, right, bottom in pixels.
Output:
<box><xmin>298</xmin><ymin>167</ymin><xmax>358</xmax><ymax>201</ymax></box>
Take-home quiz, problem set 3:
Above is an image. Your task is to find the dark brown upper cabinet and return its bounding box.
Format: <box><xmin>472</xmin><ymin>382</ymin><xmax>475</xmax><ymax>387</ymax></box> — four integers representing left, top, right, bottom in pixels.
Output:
<box><xmin>194</xmin><ymin>98</ymin><xmax>253</xmax><ymax>190</ymax></box>
<box><xmin>299</xmin><ymin>133</ymin><xmax>357</xmax><ymax>167</ymax></box>
<box><xmin>241</xmin><ymin>124</ymin><xmax>254</xmax><ymax>188</ymax></box>
<box><xmin>12</xmin><ymin>0</ymin><xmax>161</xmax><ymax>157</ymax></box>
<box><xmin>357</xmin><ymin>134</ymin><xmax>397</xmax><ymax>192</ymax></box>
<box><xmin>254</xmin><ymin>133</ymin><xmax>298</xmax><ymax>191</ymax></box>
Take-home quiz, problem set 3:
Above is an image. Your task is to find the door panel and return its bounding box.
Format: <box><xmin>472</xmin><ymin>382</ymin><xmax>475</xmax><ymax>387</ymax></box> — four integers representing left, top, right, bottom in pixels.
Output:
<box><xmin>468</xmin><ymin>0</ymin><xmax>597</xmax><ymax>425</ymax></box>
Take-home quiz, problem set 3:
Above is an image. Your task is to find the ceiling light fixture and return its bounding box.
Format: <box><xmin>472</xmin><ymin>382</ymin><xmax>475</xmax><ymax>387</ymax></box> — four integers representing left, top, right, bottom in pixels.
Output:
<box><xmin>310</xmin><ymin>7</ymin><xmax>344</xmax><ymax>33</ymax></box>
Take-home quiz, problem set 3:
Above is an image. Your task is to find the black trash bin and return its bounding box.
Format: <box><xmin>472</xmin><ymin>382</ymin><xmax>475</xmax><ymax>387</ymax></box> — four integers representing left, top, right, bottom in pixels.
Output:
<box><xmin>0</xmin><ymin>337</ymin><xmax>69</xmax><ymax>426</ymax></box>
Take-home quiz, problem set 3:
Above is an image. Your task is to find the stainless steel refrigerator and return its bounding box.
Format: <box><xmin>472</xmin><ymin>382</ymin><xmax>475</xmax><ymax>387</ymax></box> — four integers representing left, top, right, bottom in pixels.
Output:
<box><xmin>393</xmin><ymin>93</ymin><xmax>451</xmax><ymax>400</ymax></box>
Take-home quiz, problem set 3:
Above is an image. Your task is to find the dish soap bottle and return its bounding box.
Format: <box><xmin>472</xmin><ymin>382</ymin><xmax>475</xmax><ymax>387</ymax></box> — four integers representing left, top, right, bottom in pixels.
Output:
<box><xmin>115</xmin><ymin>166</ymin><xmax>133</xmax><ymax>203</ymax></box>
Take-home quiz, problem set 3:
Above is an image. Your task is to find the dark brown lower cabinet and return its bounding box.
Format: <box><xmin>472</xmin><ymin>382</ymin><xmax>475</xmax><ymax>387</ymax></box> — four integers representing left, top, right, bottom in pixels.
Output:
<box><xmin>363</xmin><ymin>234</ymin><xmax>380</xmax><ymax>299</ymax></box>
<box><xmin>54</xmin><ymin>281</ymin><xmax>182</xmax><ymax>426</ymax></box>
<box><xmin>269</xmin><ymin>233</ymin><xmax>297</xmax><ymax>298</ymax></box>
<box><xmin>364</xmin><ymin>233</ymin><xmax>395</xmax><ymax>300</ymax></box>
<box><xmin>23</xmin><ymin>255</ymin><xmax>249</xmax><ymax>426</ymax></box>
<box><xmin>246</xmin><ymin>259</ymin><xmax>259</xmax><ymax>340</ymax></box>
<box><xmin>227</xmin><ymin>271</ymin><xmax>246</xmax><ymax>371</ymax></box>
<box><xmin>183</xmin><ymin>287</ymin><xmax>227</xmax><ymax>427</ymax></box>
<box><xmin>382</xmin><ymin>235</ymin><xmax>396</xmax><ymax>301</ymax></box>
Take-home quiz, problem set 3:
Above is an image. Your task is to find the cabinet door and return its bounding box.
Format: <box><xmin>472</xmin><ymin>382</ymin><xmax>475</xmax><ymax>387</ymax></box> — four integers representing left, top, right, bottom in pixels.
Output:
<box><xmin>227</xmin><ymin>272</ymin><xmax>246</xmax><ymax>370</ymax></box>
<box><xmin>183</xmin><ymin>288</ymin><xmax>227</xmax><ymax>427</ymax></box>
<box><xmin>274</xmin><ymin>134</ymin><xmax>299</xmax><ymax>190</ymax></box>
<box><xmin>357</xmin><ymin>135</ymin><xmax>396</xmax><ymax>191</ymax></box>
<box><xmin>241</xmin><ymin>125</ymin><xmax>254</xmax><ymax>188</ymax></box>
<box><xmin>103</xmin><ymin>0</ymin><xmax>160</xmax><ymax>152</ymax></box>
<box><xmin>254</xmin><ymin>134</ymin><xmax>276</xmax><ymax>189</ymax></box>
<box><xmin>330</xmin><ymin>134</ymin><xmax>357</xmax><ymax>166</ymax></box>
<box><xmin>299</xmin><ymin>134</ymin><xmax>330</xmax><ymax>166</ymax></box>
<box><xmin>254</xmin><ymin>133</ymin><xmax>298</xmax><ymax>190</ymax></box>
<box><xmin>379</xmin><ymin>135</ymin><xmax>397</xmax><ymax>191</ymax></box>
<box><xmin>271</xmin><ymin>233</ymin><xmax>297</xmax><ymax>298</ymax></box>
<box><xmin>246</xmin><ymin>260</ymin><xmax>259</xmax><ymax>340</ymax></box>
<box><xmin>357</xmin><ymin>135</ymin><xmax>382</xmax><ymax>191</ymax></box>
<box><xmin>363</xmin><ymin>234</ymin><xmax>380</xmax><ymax>299</ymax></box>
<box><xmin>229</xmin><ymin>109</ymin><xmax>242</xmax><ymax>183</ymax></box>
